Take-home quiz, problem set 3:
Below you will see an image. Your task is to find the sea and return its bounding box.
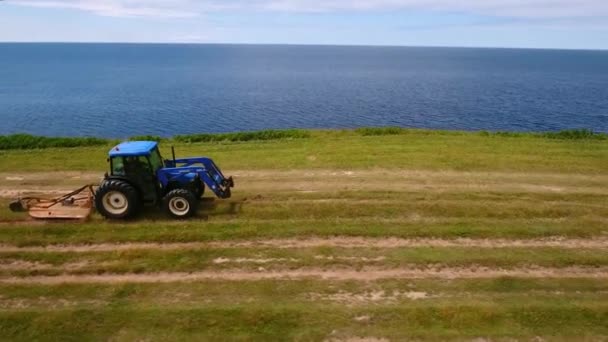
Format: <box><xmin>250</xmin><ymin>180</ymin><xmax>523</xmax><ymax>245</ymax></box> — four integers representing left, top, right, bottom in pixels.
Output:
<box><xmin>0</xmin><ymin>43</ymin><xmax>607</xmax><ymax>137</ymax></box>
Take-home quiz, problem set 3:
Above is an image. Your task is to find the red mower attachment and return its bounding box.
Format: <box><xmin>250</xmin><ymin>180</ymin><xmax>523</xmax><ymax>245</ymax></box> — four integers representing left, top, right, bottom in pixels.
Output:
<box><xmin>9</xmin><ymin>185</ymin><xmax>96</xmax><ymax>220</ymax></box>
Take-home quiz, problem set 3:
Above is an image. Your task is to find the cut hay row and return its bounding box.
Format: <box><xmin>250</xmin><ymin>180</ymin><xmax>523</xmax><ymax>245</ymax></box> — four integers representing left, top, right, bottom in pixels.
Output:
<box><xmin>1</xmin><ymin>236</ymin><xmax>607</xmax><ymax>252</ymax></box>
<box><xmin>2</xmin><ymin>266</ymin><xmax>608</xmax><ymax>284</ymax></box>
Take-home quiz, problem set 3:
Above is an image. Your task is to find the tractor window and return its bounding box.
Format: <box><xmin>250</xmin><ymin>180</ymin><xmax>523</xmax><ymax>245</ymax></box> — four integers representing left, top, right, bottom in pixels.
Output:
<box><xmin>111</xmin><ymin>157</ymin><xmax>125</xmax><ymax>176</ymax></box>
<box><xmin>149</xmin><ymin>148</ymin><xmax>164</xmax><ymax>172</ymax></box>
<box><xmin>123</xmin><ymin>156</ymin><xmax>152</xmax><ymax>175</ymax></box>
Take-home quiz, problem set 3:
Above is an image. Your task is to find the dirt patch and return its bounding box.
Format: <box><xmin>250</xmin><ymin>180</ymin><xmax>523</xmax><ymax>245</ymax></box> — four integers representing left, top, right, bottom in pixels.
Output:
<box><xmin>0</xmin><ymin>260</ymin><xmax>55</xmax><ymax>271</ymax></box>
<box><xmin>353</xmin><ymin>315</ymin><xmax>371</xmax><ymax>322</ymax></box>
<box><xmin>308</xmin><ymin>290</ymin><xmax>431</xmax><ymax>305</ymax></box>
<box><xmin>314</xmin><ymin>256</ymin><xmax>387</xmax><ymax>262</ymax></box>
<box><xmin>0</xmin><ymin>260</ymin><xmax>91</xmax><ymax>272</ymax></box>
<box><xmin>2</xmin><ymin>266</ymin><xmax>607</xmax><ymax>284</ymax></box>
<box><xmin>0</xmin><ymin>297</ymin><xmax>105</xmax><ymax>310</ymax></box>
<box><xmin>1</xmin><ymin>237</ymin><xmax>605</xmax><ymax>253</ymax></box>
<box><xmin>326</xmin><ymin>338</ymin><xmax>389</xmax><ymax>342</ymax></box>
<box><xmin>212</xmin><ymin>257</ymin><xmax>298</xmax><ymax>264</ymax></box>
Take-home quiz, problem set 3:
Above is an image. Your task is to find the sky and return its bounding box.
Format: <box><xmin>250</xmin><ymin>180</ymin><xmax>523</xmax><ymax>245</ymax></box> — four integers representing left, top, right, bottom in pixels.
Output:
<box><xmin>0</xmin><ymin>0</ymin><xmax>607</xmax><ymax>49</ymax></box>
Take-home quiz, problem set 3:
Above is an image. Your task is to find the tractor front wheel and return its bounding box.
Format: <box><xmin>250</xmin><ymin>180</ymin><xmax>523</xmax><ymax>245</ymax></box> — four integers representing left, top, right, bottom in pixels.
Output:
<box><xmin>164</xmin><ymin>189</ymin><xmax>198</xmax><ymax>219</ymax></box>
<box><xmin>95</xmin><ymin>180</ymin><xmax>140</xmax><ymax>220</ymax></box>
<box><xmin>194</xmin><ymin>182</ymin><xmax>205</xmax><ymax>199</ymax></box>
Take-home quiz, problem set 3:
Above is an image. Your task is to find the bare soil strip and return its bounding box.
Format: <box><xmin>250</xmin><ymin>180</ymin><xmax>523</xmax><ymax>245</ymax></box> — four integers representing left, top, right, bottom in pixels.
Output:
<box><xmin>2</xmin><ymin>266</ymin><xmax>607</xmax><ymax>284</ymax></box>
<box><xmin>0</xmin><ymin>237</ymin><xmax>606</xmax><ymax>253</ymax></box>
<box><xmin>4</xmin><ymin>169</ymin><xmax>606</xmax><ymax>182</ymax></box>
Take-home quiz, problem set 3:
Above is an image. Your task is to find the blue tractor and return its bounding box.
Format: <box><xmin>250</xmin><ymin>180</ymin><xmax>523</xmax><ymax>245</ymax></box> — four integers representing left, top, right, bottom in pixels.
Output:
<box><xmin>94</xmin><ymin>141</ymin><xmax>234</xmax><ymax>219</ymax></box>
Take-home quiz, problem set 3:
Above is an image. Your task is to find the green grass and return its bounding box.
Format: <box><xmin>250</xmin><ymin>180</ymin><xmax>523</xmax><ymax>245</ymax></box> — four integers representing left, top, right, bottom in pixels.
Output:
<box><xmin>0</xmin><ymin>127</ymin><xmax>607</xmax><ymax>340</ymax></box>
<box><xmin>0</xmin><ymin>279</ymin><xmax>607</xmax><ymax>341</ymax></box>
<box><xmin>0</xmin><ymin>128</ymin><xmax>606</xmax><ymax>172</ymax></box>
<box><xmin>3</xmin><ymin>303</ymin><xmax>606</xmax><ymax>341</ymax></box>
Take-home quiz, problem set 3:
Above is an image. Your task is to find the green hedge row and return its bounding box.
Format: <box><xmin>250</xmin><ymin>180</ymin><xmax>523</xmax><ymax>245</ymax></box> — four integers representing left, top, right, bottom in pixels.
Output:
<box><xmin>355</xmin><ymin>127</ymin><xmax>468</xmax><ymax>136</ymax></box>
<box><xmin>479</xmin><ymin>129</ymin><xmax>607</xmax><ymax>140</ymax></box>
<box><xmin>174</xmin><ymin>129</ymin><xmax>310</xmax><ymax>143</ymax></box>
<box><xmin>0</xmin><ymin>134</ymin><xmax>109</xmax><ymax>150</ymax></box>
<box><xmin>0</xmin><ymin>129</ymin><xmax>311</xmax><ymax>150</ymax></box>
<box><xmin>357</xmin><ymin>127</ymin><xmax>607</xmax><ymax>140</ymax></box>
<box><xmin>1</xmin><ymin>128</ymin><xmax>605</xmax><ymax>150</ymax></box>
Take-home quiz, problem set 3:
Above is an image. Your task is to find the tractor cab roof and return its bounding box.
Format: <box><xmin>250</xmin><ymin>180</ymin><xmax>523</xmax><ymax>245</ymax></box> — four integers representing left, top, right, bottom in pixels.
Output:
<box><xmin>109</xmin><ymin>141</ymin><xmax>158</xmax><ymax>157</ymax></box>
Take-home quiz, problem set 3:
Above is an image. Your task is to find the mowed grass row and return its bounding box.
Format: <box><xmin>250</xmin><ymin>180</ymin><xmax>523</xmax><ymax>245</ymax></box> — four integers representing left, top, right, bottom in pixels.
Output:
<box><xmin>2</xmin><ymin>246</ymin><xmax>608</xmax><ymax>277</ymax></box>
<box><xmin>3</xmin><ymin>278</ymin><xmax>608</xmax><ymax>308</ymax></box>
<box><xmin>2</xmin><ymin>171</ymin><xmax>606</xmax><ymax>245</ymax></box>
<box><xmin>0</xmin><ymin>186</ymin><xmax>606</xmax><ymax>246</ymax></box>
<box><xmin>0</xmin><ymin>129</ymin><xmax>607</xmax><ymax>173</ymax></box>
<box><xmin>1</xmin><ymin>218</ymin><xmax>607</xmax><ymax>246</ymax></box>
<box><xmin>2</xmin><ymin>184</ymin><xmax>607</xmax><ymax>221</ymax></box>
<box><xmin>25</xmin><ymin>194</ymin><xmax>608</xmax><ymax>221</ymax></box>
<box><xmin>1</xmin><ymin>279</ymin><xmax>607</xmax><ymax>340</ymax></box>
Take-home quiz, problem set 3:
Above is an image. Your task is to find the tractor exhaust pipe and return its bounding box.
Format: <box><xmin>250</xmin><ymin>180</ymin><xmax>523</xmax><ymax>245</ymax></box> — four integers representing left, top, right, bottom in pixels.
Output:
<box><xmin>171</xmin><ymin>146</ymin><xmax>176</xmax><ymax>165</ymax></box>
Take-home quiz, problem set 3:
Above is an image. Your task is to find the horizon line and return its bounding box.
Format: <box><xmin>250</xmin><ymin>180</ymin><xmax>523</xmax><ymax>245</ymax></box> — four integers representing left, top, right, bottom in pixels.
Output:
<box><xmin>0</xmin><ymin>41</ymin><xmax>606</xmax><ymax>52</ymax></box>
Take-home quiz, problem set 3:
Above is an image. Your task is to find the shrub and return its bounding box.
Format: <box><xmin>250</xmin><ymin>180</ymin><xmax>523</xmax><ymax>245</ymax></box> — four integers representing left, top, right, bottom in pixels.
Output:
<box><xmin>355</xmin><ymin>127</ymin><xmax>404</xmax><ymax>136</ymax></box>
<box><xmin>540</xmin><ymin>129</ymin><xmax>606</xmax><ymax>140</ymax></box>
<box><xmin>493</xmin><ymin>131</ymin><xmax>525</xmax><ymax>138</ymax></box>
<box><xmin>129</xmin><ymin>135</ymin><xmax>164</xmax><ymax>142</ymax></box>
<box><xmin>476</xmin><ymin>129</ymin><xmax>606</xmax><ymax>140</ymax></box>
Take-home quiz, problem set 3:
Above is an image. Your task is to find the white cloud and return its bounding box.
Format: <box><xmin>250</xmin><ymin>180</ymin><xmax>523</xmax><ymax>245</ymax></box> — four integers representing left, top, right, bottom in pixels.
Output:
<box><xmin>4</xmin><ymin>0</ymin><xmax>608</xmax><ymax>18</ymax></box>
<box><xmin>4</xmin><ymin>0</ymin><xmax>199</xmax><ymax>18</ymax></box>
<box><xmin>262</xmin><ymin>0</ymin><xmax>608</xmax><ymax>17</ymax></box>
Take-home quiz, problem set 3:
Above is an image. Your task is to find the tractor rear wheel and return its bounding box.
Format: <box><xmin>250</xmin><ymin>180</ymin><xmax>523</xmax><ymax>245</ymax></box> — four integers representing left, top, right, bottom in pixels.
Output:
<box><xmin>95</xmin><ymin>180</ymin><xmax>140</xmax><ymax>220</ymax></box>
<box><xmin>164</xmin><ymin>189</ymin><xmax>198</xmax><ymax>219</ymax></box>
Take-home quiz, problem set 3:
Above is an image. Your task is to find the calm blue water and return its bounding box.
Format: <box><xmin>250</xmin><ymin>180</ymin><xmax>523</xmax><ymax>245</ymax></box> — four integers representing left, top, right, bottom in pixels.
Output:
<box><xmin>0</xmin><ymin>43</ymin><xmax>607</xmax><ymax>137</ymax></box>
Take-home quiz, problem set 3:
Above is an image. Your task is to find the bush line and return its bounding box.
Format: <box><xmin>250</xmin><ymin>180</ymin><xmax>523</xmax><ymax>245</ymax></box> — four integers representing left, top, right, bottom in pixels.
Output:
<box><xmin>357</xmin><ymin>127</ymin><xmax>607</xmax><ymax>140</ymax></box>
<box><xmin>174</xmin><ymin>129</ymin><xmax>310</xmax><ymax>143</ymax></box>
<box><xmin>0</xmin><ymin>134</ymin><xmax>108</xmax><ymax>150</ymax></box>
<box><xmin>0</xmin><ymin>128</ymin><xmax>605</xmax><ymax>150</ymax></box>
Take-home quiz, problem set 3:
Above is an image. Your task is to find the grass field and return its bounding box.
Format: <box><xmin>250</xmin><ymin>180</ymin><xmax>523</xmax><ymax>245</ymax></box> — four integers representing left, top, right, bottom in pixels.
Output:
<box><xmin>0</xmin><ymin>129</ymin><xmax>607</xmax><ymax>341</ymax></box>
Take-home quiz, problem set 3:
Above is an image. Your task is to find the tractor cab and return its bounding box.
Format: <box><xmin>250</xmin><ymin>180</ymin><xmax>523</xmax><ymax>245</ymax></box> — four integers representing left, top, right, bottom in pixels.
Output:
<box><xmin>108</xmin><ymin>141</ymin><xmax>162</xmax><ymax>206</ymax></box>
<box><xmin>109</xmin><ymin>141</ymin><xmax>163</xmax><ymax>175</ymax></box>
<box><xmin>95</xmin><ymin>141</ymin><xmax>234</xmax><ymax>220</ymax></box>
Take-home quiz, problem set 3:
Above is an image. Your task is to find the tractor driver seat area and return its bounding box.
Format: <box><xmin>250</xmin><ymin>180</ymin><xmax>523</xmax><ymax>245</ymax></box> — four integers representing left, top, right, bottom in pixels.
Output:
<box><xmin>124</xmin><ymin>156</ymin><xmax>151</xmax><ymax>176</ymax></box>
